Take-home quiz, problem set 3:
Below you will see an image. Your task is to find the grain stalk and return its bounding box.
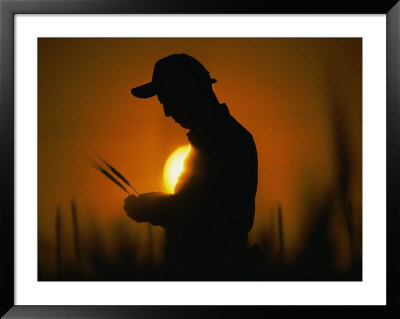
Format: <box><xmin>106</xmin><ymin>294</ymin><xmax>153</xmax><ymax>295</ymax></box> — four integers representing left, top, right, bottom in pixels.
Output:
<box><xmin>56</xmin><ymin>206</ymin><xmax>62</xmax><ymax>279</ymax></box>
<box><xmin>71</xmin><ymin>198</ymin><xmax>82</xmax><ymax>269</ymax></box>
<box><xmin>98</xmin><ymin>156</ymin><xmax>140</xmax><ymax>196</ymax></box>
<box><xmin>89</xmin><ymin>157</ymin><xmax>131</xmax><ymax>195</ymax></box>
<box><xmin>277</xmin><ymin>204</ymin><xmax>285</xmax><ymax>263</ymax></box>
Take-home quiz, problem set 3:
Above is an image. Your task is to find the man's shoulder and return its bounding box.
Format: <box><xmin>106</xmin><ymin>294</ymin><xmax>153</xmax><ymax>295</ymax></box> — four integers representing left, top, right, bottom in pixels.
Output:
<box><xmin>227</xmin><ymin>115</ymin><xmax>255</xmax><ymax>145</ymax></box>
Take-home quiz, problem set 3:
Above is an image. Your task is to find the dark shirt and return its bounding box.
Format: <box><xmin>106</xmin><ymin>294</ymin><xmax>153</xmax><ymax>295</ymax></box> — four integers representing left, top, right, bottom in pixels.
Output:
<box><xmin>158</xmin><ymin>103</ymin><xmax>258</xmax><ymax>279</ymax></box>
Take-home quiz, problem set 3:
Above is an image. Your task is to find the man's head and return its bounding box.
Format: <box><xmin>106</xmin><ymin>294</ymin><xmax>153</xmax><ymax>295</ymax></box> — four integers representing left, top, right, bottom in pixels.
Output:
<box><xmin>131</xmin><ymin>54</ymin><xmax>218</xmax><ymax>129</ymax></box>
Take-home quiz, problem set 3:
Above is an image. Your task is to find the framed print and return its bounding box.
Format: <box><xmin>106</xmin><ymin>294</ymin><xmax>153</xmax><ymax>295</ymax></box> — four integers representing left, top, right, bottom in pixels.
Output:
<box><xmin>36</xmin><ymin>37</ymin><xmax>365</xmax><ymax>284</ymax></box>
<box><xmin>1</xmin><ymin>0</ymin><xmax>399</xmax><ymax>318</ymax></box>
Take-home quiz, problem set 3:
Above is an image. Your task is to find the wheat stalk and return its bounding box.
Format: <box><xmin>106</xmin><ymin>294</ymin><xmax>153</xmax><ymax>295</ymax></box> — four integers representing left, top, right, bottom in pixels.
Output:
<box><xmin>89</xmin><ymin>157</ymin><xmax>131</xmax><ymax>195</ymax></box>
<box><xmin>71</xmin><ymin>198</ymin><xmax>82</xmax><ymax>269</ymax></box>
<box><xmin>98</xmin><ymin>156</ymin><xmax>140</xmax><ymax>196</ymax></box>
<box><xmin>56</xmin><ymin>206</ymin><xmax>62</xmax><ymax>279</ymax></box>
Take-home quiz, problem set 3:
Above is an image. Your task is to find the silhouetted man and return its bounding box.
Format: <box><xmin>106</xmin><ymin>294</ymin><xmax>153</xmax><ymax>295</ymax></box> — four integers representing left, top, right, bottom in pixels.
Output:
<box><xmin>124</xmin><ymin>54</ymin><xmax>258</xmax><ymax>280</ymax></box>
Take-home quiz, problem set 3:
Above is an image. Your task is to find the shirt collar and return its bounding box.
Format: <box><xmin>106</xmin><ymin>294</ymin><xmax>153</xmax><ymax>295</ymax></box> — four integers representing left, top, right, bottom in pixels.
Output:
<box><xmin>186</xmin><ymin>103</ymin><xmax>230</xmax><ymax>148</ymax></box>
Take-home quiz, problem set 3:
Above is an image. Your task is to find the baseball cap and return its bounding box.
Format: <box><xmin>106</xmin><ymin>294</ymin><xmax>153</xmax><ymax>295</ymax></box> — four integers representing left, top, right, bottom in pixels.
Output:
<box><xmin>131</xmin><ymin>53</ymin><xmax>217</xmax><ymax>99</ymax></box>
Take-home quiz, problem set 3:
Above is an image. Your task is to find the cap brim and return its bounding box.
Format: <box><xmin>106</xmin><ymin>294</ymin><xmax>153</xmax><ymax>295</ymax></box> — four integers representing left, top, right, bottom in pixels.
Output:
<box><xmin>131</xmin><ymin>82</ymin><xmax>156</xmax><ymax>98</ymax></box>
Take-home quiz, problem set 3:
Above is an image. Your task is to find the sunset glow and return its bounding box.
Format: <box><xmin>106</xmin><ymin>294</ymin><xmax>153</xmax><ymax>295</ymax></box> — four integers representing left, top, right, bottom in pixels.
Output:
<box><xmin>38</xmin><ymin>38</ymin><xmax>362</xmax><ymax>280</ymax></box>
<box><xmin>163</xmin><ymin>145</ymin><xmax>191</xmax><ymax>193</ymax></box>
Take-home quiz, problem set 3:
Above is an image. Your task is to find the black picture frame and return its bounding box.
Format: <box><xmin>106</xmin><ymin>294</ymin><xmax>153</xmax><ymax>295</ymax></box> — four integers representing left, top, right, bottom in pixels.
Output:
<box><xmin>1</xmin><ymin>0</ymin><xmax>399</xmax><ymax>318</ymax></box>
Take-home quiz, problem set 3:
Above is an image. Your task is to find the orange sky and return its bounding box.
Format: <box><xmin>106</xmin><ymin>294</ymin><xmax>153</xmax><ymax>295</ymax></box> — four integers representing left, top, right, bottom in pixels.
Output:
<box><xmin>38</xmin><ymin>38</ymin><xmax>361</xmax><ymax>270</ymax></box>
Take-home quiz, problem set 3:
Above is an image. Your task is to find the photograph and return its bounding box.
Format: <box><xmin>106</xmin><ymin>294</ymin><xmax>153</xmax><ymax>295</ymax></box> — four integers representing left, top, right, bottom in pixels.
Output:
<box><xmin>38</xmin><ymin>37</ymin><xmax>362</xmax><ymax>282</ymax></box>
<box><xmin>2</xmin><ymin>0</ymin><xmax>399</xmax><ymax>316</ymax></box>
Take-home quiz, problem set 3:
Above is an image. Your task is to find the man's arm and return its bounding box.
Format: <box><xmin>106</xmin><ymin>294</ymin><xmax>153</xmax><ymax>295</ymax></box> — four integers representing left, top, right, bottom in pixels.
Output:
<box><xmin>123</xmin><ymin>187</ymin><xmax>202</xmax><ymax>228</ymax></box>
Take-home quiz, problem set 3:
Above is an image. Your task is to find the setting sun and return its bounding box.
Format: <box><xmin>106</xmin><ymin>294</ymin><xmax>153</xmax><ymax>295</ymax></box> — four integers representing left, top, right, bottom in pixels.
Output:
<box><xmin>163</xmin><ymin>145</ymin><xmax>191</xmax><ymax>193</ymax></box>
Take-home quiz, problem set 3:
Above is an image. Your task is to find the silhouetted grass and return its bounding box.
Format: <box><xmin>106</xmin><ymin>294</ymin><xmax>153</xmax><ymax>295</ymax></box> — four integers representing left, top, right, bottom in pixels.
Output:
<box><xmin>55</xmin><ymin>206</ymin><xmax>62</xmax><ymax>279</ymax></box>
<box><xmin>39</xmin><ymin>200</ymin><xmax>362</xmax><ymax>281</ymax></box>
<box><xmin>277</xmin><ymin>203</ymin><xmax>284</xmax><ymax>264</ymax></box>
<box><xmin>71</xmin><ymin>198</ymin><xmax>81</xmax><ymax>269</ymax></box>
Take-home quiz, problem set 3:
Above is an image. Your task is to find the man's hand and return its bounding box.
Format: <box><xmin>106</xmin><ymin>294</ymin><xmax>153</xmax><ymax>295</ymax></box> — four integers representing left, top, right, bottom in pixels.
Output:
<box><xmin>123</xmin><ymin>194</ymin><xmax>144</xmax><ymax>222</ymax></box>
<box><xmin>123</xmin><ymin>192</ymin><xmax>170</xmax><ymax>223</ymax></box>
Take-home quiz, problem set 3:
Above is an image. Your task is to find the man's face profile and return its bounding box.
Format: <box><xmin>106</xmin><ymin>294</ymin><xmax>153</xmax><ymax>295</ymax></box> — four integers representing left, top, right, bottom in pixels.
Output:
<box><xmin>157</xmin><ymin>84</ymin><xmax>202</xmax><ymax>130</ymax></box>
<box><xmin>157</xmin><ymin>93</ymin><xmax>187</xmax><ymax>127</ymax></box>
